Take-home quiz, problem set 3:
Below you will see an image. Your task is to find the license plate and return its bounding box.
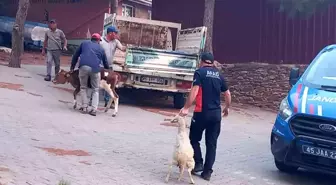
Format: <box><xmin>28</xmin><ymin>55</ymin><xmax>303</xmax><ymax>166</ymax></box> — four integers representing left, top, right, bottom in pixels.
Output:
<box><xmin>302</xmin><ymin>145</ymin><xmax>336</xmax><ymax>160</ymax></box>
<box><xmin>140</xmin><ymin>76</ymin><xmax>164</xmax><ymax>84</ymax></box>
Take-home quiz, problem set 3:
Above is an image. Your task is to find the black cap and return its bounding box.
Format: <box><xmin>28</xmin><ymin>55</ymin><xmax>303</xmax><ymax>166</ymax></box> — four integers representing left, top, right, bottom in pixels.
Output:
<box><xmin>201</xmin><ymin>52</ymin><xmax>214</xmax><ymax>64</ymax></box>
<box><xmin>49</xmin><ymin>19</ymin><xmax>56</xmax><ymax>23</ymax></box>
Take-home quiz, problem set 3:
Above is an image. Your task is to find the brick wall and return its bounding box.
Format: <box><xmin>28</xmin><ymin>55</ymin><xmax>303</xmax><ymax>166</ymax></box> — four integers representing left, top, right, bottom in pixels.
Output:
<box><xmin>219</xmin><ymin>63</ymin><xmax>308</xmax><ymax>111</ymax></box>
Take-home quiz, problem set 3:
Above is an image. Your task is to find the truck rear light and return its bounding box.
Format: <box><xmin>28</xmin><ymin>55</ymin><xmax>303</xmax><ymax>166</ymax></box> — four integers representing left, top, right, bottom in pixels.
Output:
<box><xmin>176</xmin><ymin>80</ymin><xmax>192</xmax><ymax>89</ymax></box>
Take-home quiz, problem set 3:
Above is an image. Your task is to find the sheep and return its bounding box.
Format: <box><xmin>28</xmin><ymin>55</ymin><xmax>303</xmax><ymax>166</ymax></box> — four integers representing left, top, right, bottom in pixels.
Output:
<box><xmin>165</xmin><ymin>115</ymin><xmax>195</xmax><ymax>184</ymax></box>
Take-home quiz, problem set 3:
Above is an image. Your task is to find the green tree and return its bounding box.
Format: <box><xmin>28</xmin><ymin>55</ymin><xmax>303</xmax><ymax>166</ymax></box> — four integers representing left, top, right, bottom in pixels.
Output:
<box><xmin>269</xmin><ymin>0</ymin><xmax>335</xmax><ymax>18</ymax></box>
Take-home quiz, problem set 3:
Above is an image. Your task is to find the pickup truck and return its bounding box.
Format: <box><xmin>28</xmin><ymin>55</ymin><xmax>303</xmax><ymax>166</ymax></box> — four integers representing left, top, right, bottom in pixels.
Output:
<box><xmin>271</xmin><ymin>44</ymin><xmax>336</xmax><ymax>175</ymax></box>
<box><xmin>102</xmin><ymin>13</ymin><xmax>207</xmax><ymax>108</ymax></box>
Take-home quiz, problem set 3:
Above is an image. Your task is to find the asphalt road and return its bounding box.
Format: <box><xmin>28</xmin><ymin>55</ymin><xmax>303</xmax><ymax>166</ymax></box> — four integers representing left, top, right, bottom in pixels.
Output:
<box><xmin>0</xmin><ymin>64</ymin><xmax>334</xmax><ymax>185</ymax></box>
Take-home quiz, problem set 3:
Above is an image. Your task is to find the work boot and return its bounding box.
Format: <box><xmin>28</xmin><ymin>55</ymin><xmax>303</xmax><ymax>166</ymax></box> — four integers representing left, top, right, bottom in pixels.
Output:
<box><xmin>201</xmin><ymin>171</ymin><xmax>212</xmax><ymax>181</ymax></box>
<box><xmin>44</xmin><ymin>75</ymin><xmax>51</xmax><ymax>81</ymax></box>
<box><xmin>89</xmin><ymin>109</ymin><xmax>97</xmax><ymax>116</ymax></box>
<box><xmin>191</xmin><ymin>163</ymin><xmax>204</xmax><ymax>174</ymax></box>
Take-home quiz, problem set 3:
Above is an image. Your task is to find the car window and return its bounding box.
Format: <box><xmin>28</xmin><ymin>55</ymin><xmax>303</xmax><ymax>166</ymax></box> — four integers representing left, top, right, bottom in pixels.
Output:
<box><xmin>303</xmin><ymin>47</ymin><xmax>336</xmax><ymax>87</ymax></box>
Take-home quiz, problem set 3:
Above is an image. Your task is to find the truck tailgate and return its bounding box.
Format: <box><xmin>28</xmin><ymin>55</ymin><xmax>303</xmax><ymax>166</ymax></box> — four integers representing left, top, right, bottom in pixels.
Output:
<box><xmin>125</xmin><ymin>47</ymin><xmax>198</xmax><ymax>74</ymax></box>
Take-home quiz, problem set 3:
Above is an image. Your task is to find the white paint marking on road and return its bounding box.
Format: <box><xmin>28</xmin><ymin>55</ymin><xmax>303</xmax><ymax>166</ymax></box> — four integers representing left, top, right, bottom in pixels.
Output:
<box><xmin>301</xmin><ymin>86</ymin><xmax>309</xmax><ymax>113</ymax></box>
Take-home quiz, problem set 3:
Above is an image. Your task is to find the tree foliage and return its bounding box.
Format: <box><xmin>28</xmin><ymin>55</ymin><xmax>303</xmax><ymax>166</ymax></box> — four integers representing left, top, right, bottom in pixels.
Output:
<box><xmin>269</xmin><ymin>0</ymin><xmax>335</xmax><ymax>18</ymax></box>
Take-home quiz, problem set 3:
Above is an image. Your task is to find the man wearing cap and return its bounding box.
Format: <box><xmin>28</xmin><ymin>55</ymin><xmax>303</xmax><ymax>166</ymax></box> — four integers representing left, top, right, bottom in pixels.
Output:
<box><xmin>42</xmin><ymin>19</ymin><xmax>67</xmax><ymax>82</ymax></box>
<box><xmin>70</xmin><ymin>33</ymin><xmax>110</xmax><ymax>116</ymax></box>
<box><xmin>100</xmin><ymin>26</ymin><xmax>126</xmax><ymax>107</ymax></box>
<box><xmin>179</xmin><ymin>52</ymin><xmax>232</xmax><ymax>181</ymax></box>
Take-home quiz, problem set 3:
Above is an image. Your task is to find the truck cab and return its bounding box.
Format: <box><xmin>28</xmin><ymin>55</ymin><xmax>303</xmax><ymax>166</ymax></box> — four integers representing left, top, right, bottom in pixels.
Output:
<box><xmin>271</xmin><ymin>44</ymin><xmax>336</xmax><ymax>174</ymax></box>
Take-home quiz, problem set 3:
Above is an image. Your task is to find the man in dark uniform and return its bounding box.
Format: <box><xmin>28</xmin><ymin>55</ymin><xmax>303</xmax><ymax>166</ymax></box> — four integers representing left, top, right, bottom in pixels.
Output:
<box><xmin>180</xmin><ymin>52</ymin><xmax>232</xmax><ymax>181</ymax></box>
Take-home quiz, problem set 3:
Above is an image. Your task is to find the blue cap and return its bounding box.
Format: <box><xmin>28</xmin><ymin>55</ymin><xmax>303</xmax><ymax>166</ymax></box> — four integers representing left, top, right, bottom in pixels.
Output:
<box><xmin>107</xmin><ymin>26</ymin><xmax>118</xmax><ymax>33</ymax></box>
<box><xmin>201</xmin><ymin>52</ymin><xmax>214</xmax><ymax>64</ymax></box>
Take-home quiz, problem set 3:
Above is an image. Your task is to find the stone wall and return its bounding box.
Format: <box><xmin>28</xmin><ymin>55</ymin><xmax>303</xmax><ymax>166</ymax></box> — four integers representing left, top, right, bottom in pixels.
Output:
<box><xmin>219</xmin><ymin>63</ymin><xmax>307</xmax><ymax>112</ymax></box>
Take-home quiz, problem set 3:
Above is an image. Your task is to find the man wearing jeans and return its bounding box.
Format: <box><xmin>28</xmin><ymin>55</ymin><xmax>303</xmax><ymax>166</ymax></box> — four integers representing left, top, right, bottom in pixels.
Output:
<box><xmin>70</xmin><ymin>33</ymin><xmax>110</xmax><ymax>116</ymax></box>
<box><xmin>100</xmin><ymin>26</ymin><xmax>126</xmax><ymax>107</ymax></box>
<box><xmin>42</xmin><ymin>19</ymin><xmax>67</xmax><ymax>82</ymax></box>
<box><xmin>179</xmin><ymin>52</ymin><xmax>231</xmax><ymax>181</ymax></box>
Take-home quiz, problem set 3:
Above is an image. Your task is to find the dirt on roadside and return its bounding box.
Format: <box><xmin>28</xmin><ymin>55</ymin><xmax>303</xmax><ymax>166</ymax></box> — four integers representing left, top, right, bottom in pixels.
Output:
<box><xmin>37</xmin><ymin>147</ymin><xmax>90</xmax><ymax>156</ymax></box>
<box><xmin>0</xmin><ymin>51</ymin><xmax>71</xmax><ymax>66</ymax></box>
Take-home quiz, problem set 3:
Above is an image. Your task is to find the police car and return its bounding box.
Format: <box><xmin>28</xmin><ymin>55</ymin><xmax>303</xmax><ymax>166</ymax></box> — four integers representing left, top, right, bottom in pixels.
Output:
<box><xmin>271</xmin><ymin>44</ymin><xmax>336</xmax><ymax>175</ymax></box>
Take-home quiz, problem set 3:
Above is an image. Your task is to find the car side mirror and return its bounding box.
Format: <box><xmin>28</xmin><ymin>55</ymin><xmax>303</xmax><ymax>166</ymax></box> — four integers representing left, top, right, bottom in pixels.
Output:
<box><xmin>289</xmin><ymin>67</ymin><xmax>300</xmax><ymax>86</ymax></box>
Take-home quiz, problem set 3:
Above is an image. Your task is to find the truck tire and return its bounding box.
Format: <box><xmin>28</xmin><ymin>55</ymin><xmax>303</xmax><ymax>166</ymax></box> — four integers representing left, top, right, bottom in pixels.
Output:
<box><xmin>274</xmin><ymin>159</ymin><xmax>298</xmax><ymax>173</ymax></box>
<box><xmin>173</xmin><ymin>93</ymin><xmax>186</xmax><ymax>109</ymax></box>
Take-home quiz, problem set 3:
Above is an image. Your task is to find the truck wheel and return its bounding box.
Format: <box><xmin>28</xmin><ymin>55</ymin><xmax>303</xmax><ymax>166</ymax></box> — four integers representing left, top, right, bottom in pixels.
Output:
<box><xmin>274</xmin><ymin>159</ymin><xmax>298</xmax><ymax>173</ymax></box>
<box><xmin>173</xmin><ymin>93</ymin><xmax>186</xmax><ymax>109</ymax></box>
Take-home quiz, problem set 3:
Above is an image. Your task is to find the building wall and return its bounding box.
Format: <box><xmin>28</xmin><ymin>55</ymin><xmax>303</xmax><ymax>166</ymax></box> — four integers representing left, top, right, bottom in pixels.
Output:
<box><xmin>5</xmin><ymin>0</ymin><xmax>109</xmax><ymax>39</ymax></box>
<box><xmin>123</xmin><ymin>0</ymin><xmax>151</xmax><ymax>19</ymax></box>
<box><xmin>4</xmin><ymin>0</ymin><xmax>151</xmax><ymax>39</ymax></box>
<box><xmin>152</xmin><ymin>0</ymin><xmax>336</xmax><ymax>65</ymax></box>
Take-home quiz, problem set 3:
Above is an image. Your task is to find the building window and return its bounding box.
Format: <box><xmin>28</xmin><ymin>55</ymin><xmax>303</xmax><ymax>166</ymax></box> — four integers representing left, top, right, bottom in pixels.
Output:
<box><xmin>122</xmin><ymin>4</ymin><xmax>134</xmax><ymax>17</ymax></box>
<box><xmin>148</xmin><ymin>10</ymin><xmax>152</xmax><ymax>20</ymax></box>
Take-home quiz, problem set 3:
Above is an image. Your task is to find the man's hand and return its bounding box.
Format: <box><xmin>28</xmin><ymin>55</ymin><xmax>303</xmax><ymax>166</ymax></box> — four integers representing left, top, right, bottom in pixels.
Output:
<box><xmin>41</xmin><ymin>49</ymin><xmax>45</xmax><ymax>56</ymax></box>
<box><xmin>63</xmin><ymin>46</ymin><xmax>68</xmax><ymax>51</ymax></box>
<box><xmin>179</xmin><ymin>107</ymin><xmax>189</xmax><ymax>117</ymax></box>
<box><xmin>70</xmin><ymin>69</ymin><xmax>74</xmax><ymax>73</ymax></box>
<box><xmin>222</xmin><ymin>106</ymin><xmax>229</xmax><ymax>117</ymax></box>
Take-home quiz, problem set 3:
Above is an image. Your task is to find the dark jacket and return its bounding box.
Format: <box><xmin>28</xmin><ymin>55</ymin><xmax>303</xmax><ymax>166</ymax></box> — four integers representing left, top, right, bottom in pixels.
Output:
<box><xmin>193</xmin><ymin>66</ymin><xmax>228</xmax><ymax>113</ymax></box>
<box><xmin>71</xmin><ymin>40</ymin><xmax>109</xmax><ymax>73</ymax></box>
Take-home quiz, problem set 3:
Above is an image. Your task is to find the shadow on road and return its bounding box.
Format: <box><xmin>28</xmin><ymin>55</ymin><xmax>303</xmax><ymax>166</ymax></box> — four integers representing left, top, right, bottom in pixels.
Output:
<box><xmin>117</xmin><ymin>88</ymin><xmax>180</xmax><ymax>117</ymax></box>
